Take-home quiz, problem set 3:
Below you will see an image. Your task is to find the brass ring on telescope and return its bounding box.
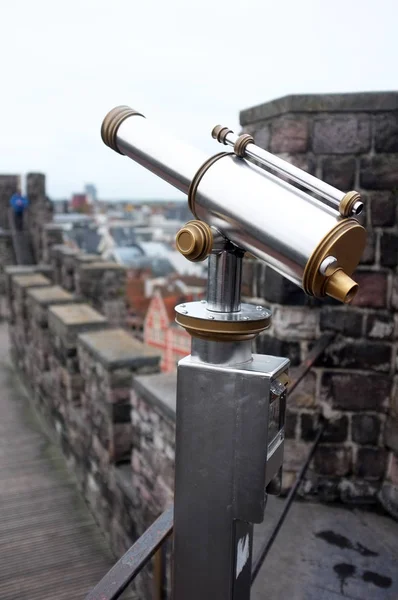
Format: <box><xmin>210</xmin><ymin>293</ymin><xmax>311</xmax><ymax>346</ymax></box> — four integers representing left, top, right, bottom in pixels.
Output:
<box><xmin>101</xmin><ymin>105</ymin><xmax>144</xmax><ymax>154</ymax></box>
<box><xmin>234</xmin><ymin>133</ymin><xmax>254</xmax><ymax>157</ymax></box>
<box><xmin>339</xmin><ymin>191</ymin><xmax>362</xmax><ymax>218</ymax></box>
<box><xmin>303</xmin><ymin>218</ymin><xmax>366</xmax><ymax>302</ymax></box>
<box><xmin>211</xmin><ymin>125</ymin><xmax>233</xmax><ymax>144</ymax></box>
<box><xmin>175</xmin><ymin>313</ymin><xmax>271</xmax><ymax>341</ymax></box>
<box><xmin>188</xmin><ymin>152</ymin><xmax>233</xmax><ymax>217</ymax></box>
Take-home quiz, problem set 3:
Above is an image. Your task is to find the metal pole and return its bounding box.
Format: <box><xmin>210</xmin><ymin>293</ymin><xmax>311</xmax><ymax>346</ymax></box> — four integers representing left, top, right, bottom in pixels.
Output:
<box><xmin>173</xmin><ymin>250</ymin><xmax>289</xmax><ymax>600</ymax></box>
<box><xmin>207</xmin><ymin>246</ymin><xmax>243</xmax><ymax>312</ymax></box>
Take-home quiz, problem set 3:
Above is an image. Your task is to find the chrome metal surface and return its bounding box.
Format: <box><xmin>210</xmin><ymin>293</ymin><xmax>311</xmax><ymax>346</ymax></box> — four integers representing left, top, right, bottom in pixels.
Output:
<box><xmin>175</xmin><ymin>301</ymin><xmax>271</xmax><ymax>322</ymax></box>
<box><xmin>319</xmin><ymin>256</ymin><xmax>338</xmax><ymax>275</ymax></box>
<box><xmin>191</xmin><ymin>337</ymin><xmax>252</xmax><ymax>365</ymax></box>
<box><xmin>353</xmin><ymin>200</ymin><xmax>364</xmax><ymax>215</ymax></box>
<box><xmin>210</xmin><ymin>226</ymin><xmax>228</xmax><ymax>252</ymax></box>
<box><xmin>222</xmin><ymin>130</ymin><xmax>345</xmax><ymax>209</ymax></box>
<box><xmin>173</xmin><ymin>353</ymin><xmax>289</xmax><ymax>600</ymax></box>
<box><xmin>116</xmin><ymin>116</ymin><xmax>206</xmax><ymax>195</ymax></box>
<box><xmin>207</xmin><ymin>250</ymin><xmax>243</xmax><ymax>312</ymax></box>
<box><xmin>194</xmin><ymin>154</ymin><xmax>340</xmax><ymax>287</ymax></box>
<box><xmin>110</xmin><ymin>112</ymin><xmax>347</xmax><ymax>289</ymax></box>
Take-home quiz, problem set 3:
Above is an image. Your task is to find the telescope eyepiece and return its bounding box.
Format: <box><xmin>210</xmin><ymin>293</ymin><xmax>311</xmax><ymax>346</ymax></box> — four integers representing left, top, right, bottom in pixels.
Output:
<box><xmin>101</xmin><ymin>105</ymin><xmax>144</xmax><ymax>154</ymax></box>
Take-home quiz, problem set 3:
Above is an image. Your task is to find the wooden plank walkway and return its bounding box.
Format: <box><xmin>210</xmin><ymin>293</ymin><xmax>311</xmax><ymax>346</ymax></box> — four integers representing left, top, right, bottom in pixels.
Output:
<box><xmin>0</xmin><ymin>324</ymin><xmax>132</xmax><ymax>599</ymax></box>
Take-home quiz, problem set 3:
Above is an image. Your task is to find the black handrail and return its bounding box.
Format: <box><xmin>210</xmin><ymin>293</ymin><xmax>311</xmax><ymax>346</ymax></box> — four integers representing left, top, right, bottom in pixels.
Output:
<box><xmin>85</xmin><ymin>506</ymin><xmax>173</xmax><ymax>600</ymax></box>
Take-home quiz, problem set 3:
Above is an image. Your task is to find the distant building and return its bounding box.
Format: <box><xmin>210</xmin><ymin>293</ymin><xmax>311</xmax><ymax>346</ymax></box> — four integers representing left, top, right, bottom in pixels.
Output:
<box><xmin>144</xmin><ymin>290</ymin><xmax>191</xmax><ymax>372</ymax></box>
<box><xmin>70</xmin><ymin>193</ymin><xmax>90</xmax><ymax>213</ymax></box>
<box><xmin>125</xmin><ymin>271</ymin><xmax>151</xmax><ymax>339</ymax></box>
<box><xmin>85</xmin><ymin>184</ymin><xmax>97</xmax><ymax>204</ymax></box>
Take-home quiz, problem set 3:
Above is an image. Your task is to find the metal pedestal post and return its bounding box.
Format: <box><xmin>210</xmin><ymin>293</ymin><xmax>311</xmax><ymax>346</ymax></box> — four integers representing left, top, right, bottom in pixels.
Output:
<box><xmin>172</xmin><ymin>249</ymin><xmax>289</xmax><ymax>600</ymax></box>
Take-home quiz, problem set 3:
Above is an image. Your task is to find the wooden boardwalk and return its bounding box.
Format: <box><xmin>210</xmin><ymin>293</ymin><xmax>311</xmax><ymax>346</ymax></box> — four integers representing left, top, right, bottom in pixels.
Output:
<box><xmin>0</xmin><ymin>324</ymin><xmax>129</xmax><ymax>600</ymax></box>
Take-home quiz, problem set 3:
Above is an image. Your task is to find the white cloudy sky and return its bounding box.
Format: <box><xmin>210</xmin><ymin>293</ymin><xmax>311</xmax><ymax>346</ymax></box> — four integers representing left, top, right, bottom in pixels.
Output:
<box><xmin>1</xmin><ymin>0</ymin><xmax>396</xmax><ymax>199</ymax></box>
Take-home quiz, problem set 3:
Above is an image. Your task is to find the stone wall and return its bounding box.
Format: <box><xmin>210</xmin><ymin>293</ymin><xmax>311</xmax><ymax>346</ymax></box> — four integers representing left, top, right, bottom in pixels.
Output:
<box><xmin>240</xmin><ymin>92</ymin><xmax>398</xmax><ymax>510</ymax></box>
<box><xmin>26</xmin><ymin>172</ymin><xmax>53</xmax><ymax>263</ymax></box>
<box><xmin>0</xmin><ymin>175</ymin><xmax>19</xmax><ymax>317</ymax></box>
<box><xmin>6</xmin><ymin>268</ymin><xmax>163</xmax><ymax>599</ymax></box>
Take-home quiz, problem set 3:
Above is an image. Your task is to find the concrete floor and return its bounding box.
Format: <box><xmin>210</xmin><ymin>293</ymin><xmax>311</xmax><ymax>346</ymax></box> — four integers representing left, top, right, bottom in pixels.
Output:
<box><xmin>252</xmin><ymin>494</ymin><xmax>398</xmax><ymax>599</ymax></box>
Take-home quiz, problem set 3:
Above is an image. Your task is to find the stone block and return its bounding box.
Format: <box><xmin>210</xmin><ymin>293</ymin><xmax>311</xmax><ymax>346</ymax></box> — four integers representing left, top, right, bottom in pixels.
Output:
<box><xmin>387</xmin><ymin>452</ymin><xmax>398</xmax><ymax>485</ymax></box>
<box><xmin>75</xmin><ymin>261</ymin><xmax>127</xmax><ymax>325</ymax></box>
<box><xmin>73</xmin><ymin>252</ymin><xmax>100</xmax><ymax>266</ymax></box>
<box><xmin>365</xmin><ymin>312</ymin><xmax>395</xmax><ymax>340</ymax></box>
<box><xmin>391</xmin><ymin>378</ymin><xmax>398</xmax><ymax>415</ymax></box>
<box><xmin>42</xmin><ymin>224</ymin><xmax>64</xmax><ymax>262</ymax></box>
<box><xmin>314</xmin><ymin>445</ymin><xmax>352</xmax><ymax>476</ymax></box>
<box><xmin>283</xmin><ymin>440</ymin><xmax>310</xmax><ymax>472</ymax></box>
<box><xmin>300</xmin><ymin>413</ymin><xmax>318</xmax><ymax>441</ymax></box>
<box><xmin>354</xmin><ymin>447</ymin><xmax>387</xmax><ymax>480</ymax></box>
<box><xmin>380</xmin><ymin>482</ymin><xmax>398</xmax><ymax>519</ymax></box>
<box><xmin>320</xmin><ymin>307</ymin><xmax>363</xmax><ymax>337</ymax></box>
<box><xmin>78</xmin><ymin>330</ymin><xmax>160</xmax><ymax>471</ymax></box>
<box><xmin>393</xmin><ymin>276</ymin><xmax>398</xmax><ymax>310</ymax></box>
<box><xmin>254</xmin><ymin>264</ymin><xmax>308</xmax><ymax>305</ymax></box>
<box><xmin>359</xmin><ymin>231</ymin><xmax>376</xmax><ymax>265</ymax></box>
<box><xmin>272</xmin><ymin>307</ymin><xmax>318</xmax><ymax>340</ymax></box>
<box><xmin>132</xmin><ymin>373</ymin><xmax>177</xmax><ymax>422</ymax></box>
<box><xmin>352</xmin><ymin>414</ymin><xmax>381</xmax><ymax>445</ymax></box>
<box><xmin>48</xmin><ymin>303</ymin><xmax>107</xmax><ymax>348</ymax></box>
<box><xmin>78</xmin><ymin>328</ymin><xmax>160</xmax><ymax>372</ymax></box>
<box><xmin>256</xmin><ymin>334</ymin><xmax>301</xmax><ymax>366</ymax></box>
<box><xmin>240</xmin><ymin>92</ymin><xmax>398</xmax><ymax>126</ymax></box>
<box><xmin>338</xmin><ymin>478</ymin><xmax>379</xmax><ymax>504</ymax></box>
<box><xmin>248</xmin><ymin>123</ymin><xmax>270</xmax><ymax>150</ymax></box>
<box><xmin>288</xmin><ymin>369</ymin><xmax>317</xmax><ymax>408</ymax></box>
<box><xmin>385</xmin><ymin>417</ymin><xmax>398</xmax><ymax>453</ymax></box>
<box><xmin>322</xmin><ymin>415</ymin><xmax>349</xmax><ymax>443</ymax></box>
<box><xmin>313</xmin><ymin>115</ymin><xmax>370</xmax><ymax>154</ymax></box>
<box><xmin>368</xmin><ymin>191</ymin><xmax>397</xmax><ymax>227</ymax></box>
<box><xmin>321</xmin><ymin>156</ymin><xmax>356</xmax><ymax>190</ymax></box>
<box><xmin>374</xmin><ymin>113</ymin><xmax>398</xmax><ymax>152</ymax></box>
<box><xmin>321</xmin><ymin>371</ymin><xmax>391</xmax><ymax>411</ymax></box>
<box><xmin>351</xmin><ymin>271</ymin><xmax>387</xmax><ymax>308</ymax></box>
<box><xmin>380</xmin><ymin>232</ymin><xmax>398</xmax><ymax>267</ymax></box>
<box><xmin>360</xmin><ymin>155</ymin><xmax>398</xmax><ymax>189</ymax></box>
<box><xmin>318</xmin><ymin>338</ymin><xmax>392</xmax><ymax>373</ymax></box>
<box><xmin>12</xmin><ymin>273</ymin><xmax>51</xmax><ymax>291</ymax></box>
<box><xmin>270</xmin><ymin>115</ymin><xmax>309</xmax><ymax>153</ymax></box>
<box><xmin>27</xmin><ymin>286</ymin><xmax>75</xmax><ymax>326</ymax></box>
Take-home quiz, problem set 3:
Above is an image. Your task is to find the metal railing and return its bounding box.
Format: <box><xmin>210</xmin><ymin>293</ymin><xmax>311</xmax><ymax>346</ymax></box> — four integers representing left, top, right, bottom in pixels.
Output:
<box><xmin>85</xmin><ymin>332</ymin><xmax>335</xmax><ymax>600</ymax></box>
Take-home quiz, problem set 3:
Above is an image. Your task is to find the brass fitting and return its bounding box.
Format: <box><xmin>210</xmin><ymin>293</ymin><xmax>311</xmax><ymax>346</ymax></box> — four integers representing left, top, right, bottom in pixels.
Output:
<box><xmin>324</xmin><ymin>266</ymin><xmax>358</xmax><ymax>304</ymax></box>
<box><xmin>303</xmin><ymin>218</ymin><xmax>366</xmax><ymax>304</ymax></box>
<box><xmin>176</xmin><ymin>220</ymin><xmax>213</xmax><ymax>262</ymax></box>
<box><xmin>339</xmin><ymin>191</ymin><xmax>362</xmax><ymax>218</ymax></box>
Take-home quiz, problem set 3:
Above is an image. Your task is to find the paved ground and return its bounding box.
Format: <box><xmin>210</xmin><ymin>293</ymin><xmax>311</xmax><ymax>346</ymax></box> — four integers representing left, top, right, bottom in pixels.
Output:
<box><xmin>253</xmin><ymin>487</ymin><xmax>398</xmax><ymax>599</ymax></box>
<box><xmin>0</xmin><ymin>324</ymin><xmax>132</xmax><ymax>600</ymax></box>
<box><xmin>1</xmin><ymin>321</ymin><xmax>397</xmax><ymax>599</ymax></box>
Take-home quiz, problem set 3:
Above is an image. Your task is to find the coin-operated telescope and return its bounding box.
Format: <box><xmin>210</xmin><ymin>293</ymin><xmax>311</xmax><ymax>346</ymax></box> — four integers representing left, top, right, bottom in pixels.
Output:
<box><xmin>101</xmin><ymin>106</ymin><xmax>366</xmax><ymax>600</ymax></box>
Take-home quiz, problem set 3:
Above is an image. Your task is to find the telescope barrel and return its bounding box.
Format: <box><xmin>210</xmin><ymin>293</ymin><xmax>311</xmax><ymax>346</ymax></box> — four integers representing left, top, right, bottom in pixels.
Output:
<box><xmin>102</xmin><ymin>106</ymin><xmax>366</xmax><ymax>303</ymax></box>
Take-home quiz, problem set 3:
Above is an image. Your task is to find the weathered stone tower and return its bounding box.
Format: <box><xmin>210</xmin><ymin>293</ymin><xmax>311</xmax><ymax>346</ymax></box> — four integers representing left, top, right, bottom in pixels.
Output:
<box><xmin>240</xmin><ymin>92</ymin><xmax>398</xmax><ymax>515</ymax></box>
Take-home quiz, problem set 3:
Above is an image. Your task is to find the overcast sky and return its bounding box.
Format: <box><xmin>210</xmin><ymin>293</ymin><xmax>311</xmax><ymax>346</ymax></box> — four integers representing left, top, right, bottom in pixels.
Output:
<box><xmin>1</xmin><ymin>0</ymin><xmax>396</xmax><ymax>200</ymax></box>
